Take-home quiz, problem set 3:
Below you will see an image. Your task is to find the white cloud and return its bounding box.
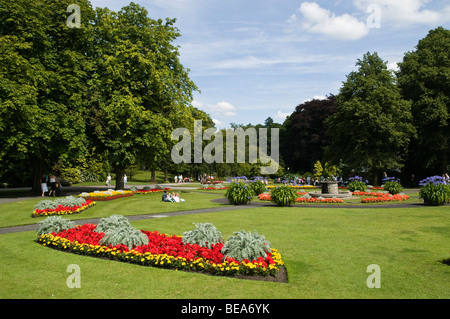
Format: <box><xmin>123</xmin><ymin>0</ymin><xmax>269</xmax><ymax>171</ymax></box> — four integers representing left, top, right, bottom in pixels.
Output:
<box><xmin>354</xmin><ymin>0</ymin><xmax>450</xmax><ymax>26</ymax></box>
<box><xmin>192</xmin><ymin>100</ymin><xmax>237</xmax><ymax>120</ymax></box>
<box><xmin>291</xmin><ymin>2</ymin><xmax>370</xmax><ymax>41</ymax></box>
<box><xmin>301</xmin><ymin>95</ymin><xmax>328</xmax><ymax>103</ymax></box>
<box><xmin>273</xmin><ymin>110</ymin><xmax>291</xmax><ymax>121</ymax></box>
<box><xmin>212</xmin><ymin>119</ymin><xmax>223</xmax><ymax>127</ymax></box>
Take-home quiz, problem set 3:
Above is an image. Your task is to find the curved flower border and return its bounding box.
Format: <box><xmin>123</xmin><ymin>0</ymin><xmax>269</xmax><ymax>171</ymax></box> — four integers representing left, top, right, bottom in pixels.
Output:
<box><xmin>258</xmin><ymin>192</ymin><xmax>344</xmax><ymax>204</ymax></box>
<box><xmin>79</xmin><ymin>190</ymin><xmax>134</xmax><ymax>201</ymax></box>
<box><xmin>32</xmin><ymin>200</ymin><xmax>96</xmax><ymax>218</ymax></box>
<box><xmin>36</xmin><ymin>225</ymin><xmax>284</xmax><ymax>278</ymax></box>
<box><xmin>133</xmin><ymin>188</ymin><xmax>172</xmax><ymax>195</ymax></box>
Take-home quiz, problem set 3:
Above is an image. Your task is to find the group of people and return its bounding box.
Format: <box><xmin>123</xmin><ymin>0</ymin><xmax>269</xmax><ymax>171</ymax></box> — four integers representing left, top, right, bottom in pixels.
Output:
<box><xmin>174</xmin><ymin>175</ymin><xmax>192</xmax><ymax>183</ymax></box>
<box><xmin>162</xmin><ymin>190</ymin><xmax>185</xmax><ymax>203</ymax></box>
<box><xmin>40</xmin><ymin>173</ymin><xmax>60</xmax><ymax>197</ymax></box>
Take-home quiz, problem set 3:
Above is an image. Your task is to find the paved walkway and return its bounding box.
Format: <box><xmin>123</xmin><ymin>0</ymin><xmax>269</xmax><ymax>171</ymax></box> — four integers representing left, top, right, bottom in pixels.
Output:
<box><xmin>0</xmin><ymin>186</ymin><xmax>428</xmax><ymax>235</ymax></box>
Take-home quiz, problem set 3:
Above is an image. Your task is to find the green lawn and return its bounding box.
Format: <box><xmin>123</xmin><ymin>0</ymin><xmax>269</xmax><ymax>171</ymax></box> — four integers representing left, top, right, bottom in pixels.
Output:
<box><xmin>0</xmin><ymin>191</ymin><xmax>226</xmax><ymax>228</ymax></box>
<box><xmin>0</xmin><ymin>191</ymin><xmax>449</xmax><ymax>299</ymax></box>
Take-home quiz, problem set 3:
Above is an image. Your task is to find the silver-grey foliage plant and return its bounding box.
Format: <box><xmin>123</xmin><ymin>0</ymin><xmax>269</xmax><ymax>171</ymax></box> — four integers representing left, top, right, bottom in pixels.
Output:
<box><xmin>99</xmin><ymin>226</ymin><xmax>149</xmax><ymax>249</ymax></box>
<box><xmin>182</xmin><ymin>223</ymin><xmax>223</xmax><ymax>248</ymax></box>
<box><xmin>95</xmin><ymin>214</ymin><xmax>132</xmax><ymax>233</ymax></box>
<box><xmin>96</xmin><ymin>215</ymin><xmax>149</xmax><ymax>249</ymax></box>
<box><xmin>37</xmin><ymin>216</ymin><xmax>75</xmax><ymax>236</ymax></box>
<box><xmin>221</xmin><ymin>230</ymin><xmax>271</xmax><ymax>262</ymax></box>
<box><xmin>34</xmin><ymin>196</ymin><xmax>85</xmax><ymax>211</ymax></box>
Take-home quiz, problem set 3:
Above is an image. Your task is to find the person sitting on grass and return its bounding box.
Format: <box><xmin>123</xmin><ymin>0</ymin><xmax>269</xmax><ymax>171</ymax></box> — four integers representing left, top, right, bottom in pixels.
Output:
<box><xmin>173</xmin><ymin>193</ymin><xmax>185</xmax><ymax>203</ymax></box>
<box><xmin>162</xmin><ymin>190</ymin><xmax>173</xmax><ymax>202</ymax></box>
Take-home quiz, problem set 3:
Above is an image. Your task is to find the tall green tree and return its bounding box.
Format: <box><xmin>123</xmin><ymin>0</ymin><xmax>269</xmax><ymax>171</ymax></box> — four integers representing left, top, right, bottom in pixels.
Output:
<box><xmin>280</xmin><ymin>95</ymin><xmax>336</xmax><ymax>173</ymax></box>
<box><xmin>397</xmin><ymin>27</ymin><xmax>450</xmax><ymax>178</ymax></box>
<box><xmin>325</xmin><ymin>52</ymin><xmax>416</xmax><ymax>185</ymax></box>
<box><xmin>86</xmin><ymin>3</ymin><xmax>198</xmax><ymax>189</ymax></box>
<box><xmin>0</xmin><ymin>0</ymin><xmax>95</xmax><ymax>192</ymax></box>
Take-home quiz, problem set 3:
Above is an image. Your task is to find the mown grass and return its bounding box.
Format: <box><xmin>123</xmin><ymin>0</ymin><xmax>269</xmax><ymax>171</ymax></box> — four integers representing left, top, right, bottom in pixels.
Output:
<box><xmin>0</xmin><ymin>191</ymin><xmax>225</xmax><ymax>228</ymax></box>
<box><xmin>0</xmin><ymin>192</ymin><xmax>449</xmax><ymax>299</ymax></box>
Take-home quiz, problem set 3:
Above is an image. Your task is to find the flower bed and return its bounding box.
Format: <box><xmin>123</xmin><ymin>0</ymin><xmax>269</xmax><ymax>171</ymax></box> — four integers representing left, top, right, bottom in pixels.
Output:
<box><xmin>258</xmin><ymin>192</ymin><xmax>343</xmax><ymax>204</ymax></box>
<box><xmin>79</xmin><ymin>190</ymin><xmax>134</xmax><ymax>201</ymax></box>
<box><xmin>36</xmin><ymin>224</ymin><xmax>284</xmax><ymax>277</ymax></box>
<box><xmin>32</xmin><ymin>200</ymin><xmax>96</xmax><ymax>218</ymax></box>
<box><xmin>352</xmin><ymin>191</ymin><xmax>386</xmax><ymax>197</ymax></box>
<box><xmin>296</xmin><ymin>197</ymin><xmax>344</xmax><ymax>204</ymax></box>
<box><xmin>360</xmin><ymin>194</ymin><xmax>410</xmax><ymax>203</ymax></box>
<box><xmin>266</xmin><ymin>185</ymin><xmax>316</xmax><ymax>190</ymax></box>
<box><xmin>133</xmin><ymin>188</ymin><xmax>172</xmax><ymax>194</ymax></box>
<box><xmin>198</xmin><ymin>186</ymin><xmax>228</xmax><ymax>190</ymax></box>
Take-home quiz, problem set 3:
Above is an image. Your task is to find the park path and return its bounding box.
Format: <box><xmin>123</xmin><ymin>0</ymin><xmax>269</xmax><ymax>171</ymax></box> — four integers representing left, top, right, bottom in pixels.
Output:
<box><xmin>0</xmin><ymin>186</ymin><xmax>425</xmax><ymax>235</ymax></box>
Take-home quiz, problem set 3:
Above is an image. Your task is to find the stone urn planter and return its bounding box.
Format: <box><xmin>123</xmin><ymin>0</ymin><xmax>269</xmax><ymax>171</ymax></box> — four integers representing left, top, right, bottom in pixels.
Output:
<box><xmin>320</xmin><ymin>181</ymin><xmax>339</xmax><ymax>195</ymax></box>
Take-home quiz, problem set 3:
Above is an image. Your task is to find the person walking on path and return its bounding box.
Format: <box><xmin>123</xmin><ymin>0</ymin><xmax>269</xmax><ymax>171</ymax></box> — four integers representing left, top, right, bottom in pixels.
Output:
<box><xmin>40</xmin><ymin>174</ymin><xmax>48</xmax><ymax>197</ymax></box>
<box><xmin>48</xmin><ymin>174</ymin><xmax>57</xmax><ymax>197</ymax></box>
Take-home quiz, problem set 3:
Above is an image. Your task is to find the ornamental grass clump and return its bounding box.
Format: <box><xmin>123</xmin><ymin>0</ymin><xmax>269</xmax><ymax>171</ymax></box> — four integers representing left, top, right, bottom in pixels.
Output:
<box><xmin>270</xmin><ymin>185</ymin><xmax>297</xmax><ymax>207</ymax></box>
<box><xmin>225</xmin><ymin>182</ymin><xmax>253</xmax><ymax>205</ymax></box>
<box><xmin>37</xmin><ymin>216</ymin><xmax>75</xmax><ymax>236</ymax></box>
<box><xmin>182</xmin><ymin>223</ymin><xmax>223</xmax><ymax>248</ymax></box>
<box><xmin>249</xmin><ymin>180</ymin><xmax>267</xmax><ymax>196</ymax></box>
<box><xmin>221</xmin><ymin>230</ymin><xmax>271</xmax><ymax>262</ymax></box>
<box><xmin>419</xmin><ymin>176</ymin><xmax>450</xmax><ymax>206</ymax></box>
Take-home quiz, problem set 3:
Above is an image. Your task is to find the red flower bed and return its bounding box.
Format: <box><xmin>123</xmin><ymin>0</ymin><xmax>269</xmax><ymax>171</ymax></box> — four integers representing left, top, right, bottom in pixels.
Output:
<box><xmin>361</xmin><ymin>194</ymin><xmax>409</xmax><ymax>203</ymax></box>
<box><xmin>133</xmin><ymin>188</ymin><xmax>172</xmax><ymax>194</ymax></box>
<box><xmin>37</xmin><ymin>224</ymin><xmax>284</xmax><ymax>277</ymax></box>
<box><xmin>32</xmin><ymin>200</ymin><xmax>96</xmax><ymax>218</ymax></box>
<box><xmin>258</xmin><ymin>192</ymin><xmax>343</xmax><ymax>204</ymax></box>
<box><xmin>296</xmin><ymin>197</ymin><xmax>344</xmax><ymax>203</ymax></box>
<box><xmin>352</xmin><ymin>191</ymin><xmax>386</xmax><ymax>197</ymax></box>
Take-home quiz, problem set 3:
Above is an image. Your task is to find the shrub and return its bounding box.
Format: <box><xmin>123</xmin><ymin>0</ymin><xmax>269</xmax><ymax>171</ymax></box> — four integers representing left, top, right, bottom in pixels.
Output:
<box><xmin>383</xmin><ymin>181</ymin><xmax>403</xmax><ymax>195</ymax></box>
<box><xmin>221</xmin><ymin>230</ymin><xmax>271</xmax><ymax>262</ymax></box>
<box><xmin>419</xmin><ymin>176</ymin><xmax>450</xmax><ymax>206</ymax></box>
<box><xmin>60</xmin><ymin>166</ymin><xmax>81</xmax><ymax>184</ymax></box>
<box><xmin>249</xmin><ymin>180</ymin><xmax>267</xmax><ymax>195</ymax></box>
<box><xmin>37</xmin><ymin>216</ymin><xmax>75</xmax><ymax>236</ymax></box>
<box><xmin>347</xmin><ymin>180</ymin><xmax>368</xmax><ymax>192</ymax></box>
<box><xmin>225</xmin><ymin>182</ymin><xmax>253</xmax><ymax>205</ymax></box>
<box><xmin>270</xmin><ymin>185</ymin><xmax>297</xmax><ymax>207</ymax></box>
<box><xmin>95</xmin><ymin>214</ymin><xmax>132</xmax><ymax>233</ymax></box>
<box><xmin>182</xmin><ymin>223</ymin><xmax>223</xmax><ymax>248</ymax></box>
<box><xmin>99</xmin><ymin>226</ymin><xmax>149</xmax><ymax>249</ymax></box>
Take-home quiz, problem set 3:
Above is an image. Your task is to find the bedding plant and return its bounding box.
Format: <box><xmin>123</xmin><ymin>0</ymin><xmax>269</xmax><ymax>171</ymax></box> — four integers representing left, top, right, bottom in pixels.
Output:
<box><xmin>32</xmin><ymin>196</ymin><xmax>96</xmax><ymax>217</ymax></box>
<box><xmin>36</xmin><ymin>216</ymin><xmax>284</xmax><ymax>278</ymax></box>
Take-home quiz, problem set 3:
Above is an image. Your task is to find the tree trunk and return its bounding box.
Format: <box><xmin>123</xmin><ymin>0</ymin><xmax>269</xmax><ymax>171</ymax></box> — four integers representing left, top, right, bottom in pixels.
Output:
<box><xmin>115</xmin><ymin>167</ymin><xmax>125</xmax><ymax>190</ymax></box>
<box><xmin>31</xmin><ymin>157</ymin><xmax>44</xmax><ymax>195</ymax></box>
<box><xmin>150</xmin><ymin>169</ymin><xmax>156</xmax><ymax>183</ymax></box>
<box><xmin>164</xmin><ymin>169</ymin><xmax>168</xmax><ymax>182</ymax></box>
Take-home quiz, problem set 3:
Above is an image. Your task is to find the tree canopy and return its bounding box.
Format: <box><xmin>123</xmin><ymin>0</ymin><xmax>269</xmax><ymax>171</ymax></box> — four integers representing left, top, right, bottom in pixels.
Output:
<box><xmin>280</xmin><ymin>95</ymin><xmax>336</xmax><ymax>173</ymax></box>
<box><xmin>397</xmin><ymin>27</ymin><xmax>450</xmax><ymax>177</ymax></box>
<box><xmin>325</xmin><ymin>52</ymin><xmax>416</xmax><ymax>184</ymax></box>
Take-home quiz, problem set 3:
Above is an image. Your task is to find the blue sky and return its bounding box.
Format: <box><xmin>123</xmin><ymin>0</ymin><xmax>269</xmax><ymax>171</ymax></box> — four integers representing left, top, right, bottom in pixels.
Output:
<box><xmin>89</xmin><ymin>0</ymin><xmax>450</xmax><ymax>128</ymax></box>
